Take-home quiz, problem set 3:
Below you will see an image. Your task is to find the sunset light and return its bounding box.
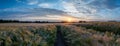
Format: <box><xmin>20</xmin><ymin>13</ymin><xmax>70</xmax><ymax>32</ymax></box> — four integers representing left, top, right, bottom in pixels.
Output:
<box><xmin>62</xmin><ymin>17</ymin><xmax>78</xmax><ymax>22</ymax></box>
<box><xmin>0</xmin><ymin>0</ymin><xmax>120</xmax><ymax>46</ymax></box>
<box><xmin>66</xmin><ymin>18</ymin><xmax>73</xmax><ymax>22</ymax></box>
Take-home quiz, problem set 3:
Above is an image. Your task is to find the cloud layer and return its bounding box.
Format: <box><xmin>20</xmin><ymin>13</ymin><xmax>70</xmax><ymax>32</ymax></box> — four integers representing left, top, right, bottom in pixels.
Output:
<box><xmin>62</xmin><ymin>0</ymin><xmax>120</xmax><ymax>21</ymax></box>
<box><xmin>0</xmin><ymin>8</ymin><xmax>78</xmax><ymax>21</ymax></box>
<box><xmin>0</xmin><ymin>0</ymin><xmax>120</xmax><ymax>21</ymax></box>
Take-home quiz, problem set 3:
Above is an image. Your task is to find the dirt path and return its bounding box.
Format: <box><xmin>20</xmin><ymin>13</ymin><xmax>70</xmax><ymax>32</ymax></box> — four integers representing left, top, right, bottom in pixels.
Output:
<box><xmin>54</xmin><ymin>26</ymin><xmax>66</xmax><ymax>46</ymax></box>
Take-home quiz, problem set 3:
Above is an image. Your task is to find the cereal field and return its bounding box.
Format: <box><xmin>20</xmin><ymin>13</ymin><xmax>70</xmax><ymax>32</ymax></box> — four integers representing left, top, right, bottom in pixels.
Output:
<box><xmin>0</xmin><ymin>22</ymin><xmax>120</xmax><ymax>46</ymax></box>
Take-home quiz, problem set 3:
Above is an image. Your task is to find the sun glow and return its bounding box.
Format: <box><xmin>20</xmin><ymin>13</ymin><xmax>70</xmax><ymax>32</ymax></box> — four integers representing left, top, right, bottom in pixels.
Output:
<box><xmin>67</xmin><ymin>18</ymin><xmax>73</xmax><ymax>22</ymax></box>
<box><xmin>63</xmin><ymin>17</ymin><xmax>78</xmax><ymax>22</ymax></box>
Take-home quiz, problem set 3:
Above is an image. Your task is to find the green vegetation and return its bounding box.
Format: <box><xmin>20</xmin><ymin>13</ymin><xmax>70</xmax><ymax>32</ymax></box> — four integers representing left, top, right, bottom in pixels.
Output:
<box><xmin>0</xmin><ymin>25</ymin><xmax>57</xmax><ymax>46</ymax></box>
<box><xmin>75</xmin><ymin>22</ymin><xmax>120</xmax><ymax>35</ymax></box>
<box><xmin>60</xmin><ymin>25</ymin><xmax>120</xmax><ymax>46</ymax></box>
<box><xmin>0</xmin><ymin>22</ymin><xmax>120</xmax><ymax>46</ymax></box>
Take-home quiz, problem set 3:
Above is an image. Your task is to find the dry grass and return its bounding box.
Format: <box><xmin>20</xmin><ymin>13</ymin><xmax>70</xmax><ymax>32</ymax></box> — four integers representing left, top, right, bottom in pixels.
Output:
<box><xmin>60</xmin><ymin>25</ymin><xmax>120</xmax><ymax>46</ymax></box>
<box><xmin>0</xmin><ymin>25</ymin><xmax>57</xmax><ymax>46</ymax></box>
<box><xmin>0</xmin><ymin>23</ymin><xmax>120</xmax><ymax>46</ymax></box>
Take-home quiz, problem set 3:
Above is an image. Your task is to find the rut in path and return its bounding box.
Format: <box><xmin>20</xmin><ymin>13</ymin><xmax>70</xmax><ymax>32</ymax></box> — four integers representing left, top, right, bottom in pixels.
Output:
<box><xmin>54</xmin><ymin>26</ymin><xmax>67</xmax><ymax>46</ymax></box>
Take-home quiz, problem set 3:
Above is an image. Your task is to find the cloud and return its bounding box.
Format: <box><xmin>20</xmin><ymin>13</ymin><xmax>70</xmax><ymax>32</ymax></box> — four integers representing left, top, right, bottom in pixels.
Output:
<box><xmin>16</xmin><ymin>0</ymin><xmax>39</xmax><ymax>5</ymax></box>
<box><xmin>1</xmin><ymin>0</ymin><xmax>120</xmax><ymax>21</ymax></box>
<box><xmin>0</xmin><ymin>8</ymin><xmax>79</xmax><ymax>21</ymax></box>
<box><xmin>61</xmin><ymin>0</ymin><xmax>120</xmax><ymax>21</ymax></box>
<box><xmin>61</xmin><ymin>0</ymin><xmax>100</xmax><ymax>21</ymax></box>
<box><xmin>27</xmin><ymin>0</ymin><xmax>38</xmax><ymax>5</ymax></box>
<box><xmin>38</xmin><ymin>3</ymin><xmax>53</xmax><ymax>8</ymax></box>
<box><xmin>89</xmin><ymin>0</ymin><xmax>120</xmax><ymax>9</ymax></box>
<box><xmin>62</xmin><ymin>1</ymin><xmax>79</xmax><ymax>13</ymax></box>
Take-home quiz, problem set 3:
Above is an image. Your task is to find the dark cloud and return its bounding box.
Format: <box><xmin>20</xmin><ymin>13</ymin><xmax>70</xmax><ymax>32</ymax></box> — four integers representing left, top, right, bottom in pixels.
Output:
<box><xmin>89</xmin><ymin>0</ymin><xmax>120</xmax><ymax>9</ymax></box>
<box><xmin>0</xmin><ymin>8</ymin><xmax>75</xmax><ymax>20</ymax></box>
<box><xmin>105</xmin><ymin>0</ymin><xmax>120</xmax><ymax>9</ymax></box>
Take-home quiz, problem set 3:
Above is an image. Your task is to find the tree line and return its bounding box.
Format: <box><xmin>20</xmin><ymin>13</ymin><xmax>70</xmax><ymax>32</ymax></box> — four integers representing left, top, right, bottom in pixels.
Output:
<box><xmin>0</xmin><ymin>19</ymin><xmax>87</xmax><ymax>23</ymax></box>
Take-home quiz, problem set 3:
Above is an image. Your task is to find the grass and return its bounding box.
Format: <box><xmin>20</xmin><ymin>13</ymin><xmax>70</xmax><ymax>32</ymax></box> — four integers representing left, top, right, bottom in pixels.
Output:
<box><xmin>0</xmin><ymin>22</ymin><xmax>120</xmax><ymax>46</ymax></box>
<box><xmin>0</xmin><ymin>25</ymin><xmax>57</xmax><ymax>46</ymax></box>
<box><xmin>60</xmin><ymin>25</ymin><xmax>120</xmax><ymax>46</ymax></box>
<box><xmin>74</xmin><ymin>22</ymin><xmax>120</xmax><ymax>35</ymax></box>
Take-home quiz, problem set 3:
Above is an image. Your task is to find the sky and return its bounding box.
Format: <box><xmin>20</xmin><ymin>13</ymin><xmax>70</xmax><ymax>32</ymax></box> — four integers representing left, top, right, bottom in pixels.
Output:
<box><xmin>0</xmin><ymin>0</ymin><xmax>120</xmax><ymax>21</ymax></box>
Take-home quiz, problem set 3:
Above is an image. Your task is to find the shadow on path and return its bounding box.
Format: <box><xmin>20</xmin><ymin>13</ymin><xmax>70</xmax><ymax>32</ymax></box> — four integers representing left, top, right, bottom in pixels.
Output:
<box><xmin>54</xmin><ymin>25</ymin><xmax>67</xmax><ymax>46</ymax></box>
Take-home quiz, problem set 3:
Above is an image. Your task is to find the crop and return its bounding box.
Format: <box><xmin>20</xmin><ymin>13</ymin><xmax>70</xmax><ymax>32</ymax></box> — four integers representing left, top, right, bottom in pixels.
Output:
<box><xmin>74</xmin><ymin>22</ymin><xmax>120</xmax><ymax>35</ymax></box>
<box><xmin>60</xmin><ymin>25</ymin><xmax>120</xmax><ymax>46</ymax></box>
<box><xmin>0</xmin><ymin>25</ymin><xmax>57</xmax><ymax>46</ymax></box>
<box><xmin>0</xmin><ymin>22</ymin><xmax>120</xmax><ymax>46</ymax></box>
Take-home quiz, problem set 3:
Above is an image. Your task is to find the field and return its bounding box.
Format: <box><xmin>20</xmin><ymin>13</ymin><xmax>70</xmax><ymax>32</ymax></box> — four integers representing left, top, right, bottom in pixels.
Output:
<box><xmin>0</xmin><ymin>22</ymin><xmax>120</xmax><ymax>46</ymax></box>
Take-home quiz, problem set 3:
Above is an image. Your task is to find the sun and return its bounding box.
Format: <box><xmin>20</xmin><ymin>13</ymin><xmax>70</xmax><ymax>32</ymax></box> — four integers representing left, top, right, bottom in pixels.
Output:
<box><xmin>64</xmin><ymin>17</ymin><xmax>76</xmax><ymax>22</ymax></box>
<box><xmin>67</xmin><ymin>18</ymin><xmax>73</xmax><ymax>22</ymax></box>
<box><xmin>61</xmin><ymin>16</ymin><xmax>78</xmax><ymax>23</ymax></box>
